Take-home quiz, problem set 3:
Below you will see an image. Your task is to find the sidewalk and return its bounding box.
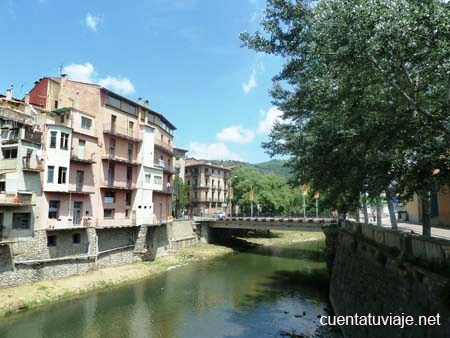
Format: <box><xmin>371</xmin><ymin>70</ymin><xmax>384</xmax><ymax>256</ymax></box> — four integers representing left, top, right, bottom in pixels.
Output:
<box><xmin>351</xmin><ymin>217</ymin><xmax>450</xmax><ymax>240</ymax></box>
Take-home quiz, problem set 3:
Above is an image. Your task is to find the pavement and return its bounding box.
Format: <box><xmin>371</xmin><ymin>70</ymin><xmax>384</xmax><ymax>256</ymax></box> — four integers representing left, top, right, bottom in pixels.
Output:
<box><xmin>377</xmin><ymin>217</ymin><xmax>450</xmax><ymax>240</ymax></box>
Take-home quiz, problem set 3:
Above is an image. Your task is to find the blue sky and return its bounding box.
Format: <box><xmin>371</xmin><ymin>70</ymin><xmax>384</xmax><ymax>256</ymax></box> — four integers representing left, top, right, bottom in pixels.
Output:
<box><xmin>1</xmin><ymin>0</ymin><xmax>284</xmax><ymax>163</ymax></box>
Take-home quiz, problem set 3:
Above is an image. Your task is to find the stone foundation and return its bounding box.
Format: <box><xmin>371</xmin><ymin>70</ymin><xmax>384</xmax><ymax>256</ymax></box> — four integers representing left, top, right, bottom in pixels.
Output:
<box><xmin>0</xmin><ymin>219</ymin><xmax>199</xmax><ymax>288</ymax></box>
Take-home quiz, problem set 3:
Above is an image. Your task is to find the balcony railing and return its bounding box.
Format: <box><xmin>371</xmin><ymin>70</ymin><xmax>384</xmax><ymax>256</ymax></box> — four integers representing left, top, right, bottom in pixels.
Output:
<box><xmin>1</xmin><ymin>128</ymin><xmax>42</xmax><ymax>145</ymax></box>
<box><xmin>102</xmin><ymin>154</ymin><xmax>140</xmax><ymax>165</ymax></box>
<box><xmin>47</xmin><ymin>217</ymin><xmax>93</xmax><ymax>229</ymax></box>
<box><xmin>154</xmin><ymin>138</ymin><xmax>173</xmax><ymax>154</ymax></box>
<box><xmin>154</xmin><ymin>158</ymin><xmax>165</xmax><ymax>169</ymax></box>
<box><xmin>0</xmin><ymin>159</ymin><xmax>17</xmax><ymax>170</ymax></box>
<box><xmin>99</xmin><ymin>218</ymin><xmax>137</xmax><ymax>227</ymax></box>
<box><xmin>103</xmin><ymin>123</ymin><xmax>141</xmax><ymax>142</ymax></box>
<box><xmin>0</xmin><ymin>193</ymin><xmax>34</xmax><ymax>206</ymax></box>
<box><xmin>70</xmin><ymin>150</ymin><xmax>96</xmax><ymax>164</ymax></box>
<box><xmin>101</xmin><ymin>181</ymin><xmax>136</xmax><ymax>190</ymax></box>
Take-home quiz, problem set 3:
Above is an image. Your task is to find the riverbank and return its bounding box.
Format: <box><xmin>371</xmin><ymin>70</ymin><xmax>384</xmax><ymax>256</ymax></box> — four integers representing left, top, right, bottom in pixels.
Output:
<box><xmin>0</xmin><ymin>231</ymin><xmax>324</xmax><ymax>317</ymax></box>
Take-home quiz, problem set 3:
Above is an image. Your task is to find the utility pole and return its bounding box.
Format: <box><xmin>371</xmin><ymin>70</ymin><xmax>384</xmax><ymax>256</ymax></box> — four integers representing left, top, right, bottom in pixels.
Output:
<box><xmin>301</xmin><ymin>184</ymin><xmax>308</xmax><ymax>218</ymax></box>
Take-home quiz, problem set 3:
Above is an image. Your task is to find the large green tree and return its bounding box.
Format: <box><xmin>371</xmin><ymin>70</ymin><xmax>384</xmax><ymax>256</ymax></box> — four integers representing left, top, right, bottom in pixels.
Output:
<box><xmin>241</xmin><ymin>0</ymin><xmax>450</xmax><ymax>235</ymax></box>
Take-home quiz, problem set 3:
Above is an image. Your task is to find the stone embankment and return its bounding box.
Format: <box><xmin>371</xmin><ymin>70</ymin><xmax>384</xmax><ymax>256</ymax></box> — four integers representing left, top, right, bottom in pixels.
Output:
<box><xmin>325</xmin><ymin>221</ymin><xmax>450</xmax><ymax>338</ymax></box>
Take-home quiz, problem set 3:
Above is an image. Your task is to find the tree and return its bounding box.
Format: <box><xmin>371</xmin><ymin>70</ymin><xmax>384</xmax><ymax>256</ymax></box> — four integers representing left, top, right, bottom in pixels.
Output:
<box><xmin>241</xmin><ymin>0</ymin><xmax>450</xmax><ymax>235</ymax></box>
<box><xmin>173</xmin><ymin>174</ymin><xmax>190</xmax><ymax>218</ymax></box>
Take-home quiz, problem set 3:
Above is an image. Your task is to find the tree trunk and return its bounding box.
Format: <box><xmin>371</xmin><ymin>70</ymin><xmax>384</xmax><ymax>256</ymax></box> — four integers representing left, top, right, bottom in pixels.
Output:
<box><xmin>376</xmin><ymin>196</ymin><xmax>382</xmax><ymax>226</ymax></box>
<box><xmin>355</xmin><ymin>208</ymin><xmax>361</xmax><ymax>223</ymax></box>
<box><xmin>362</xmin><ymin>195</ymin><xmax>369</xmax><ymax>225</ymax></box>
<box><xmin>385</xmin><ymin>190</ymin><xmax>398</xmax><ymax>230</ymax></box>
<box><xmin>421</xmin><ymin>192</ymin><xmax>432</xmax><ymax>237</ymax></box>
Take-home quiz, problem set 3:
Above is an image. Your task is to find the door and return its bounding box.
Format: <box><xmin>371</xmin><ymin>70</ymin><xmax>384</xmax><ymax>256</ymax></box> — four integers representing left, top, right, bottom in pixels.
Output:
<box><xmin>73</xmin><ymin>202</ymin><xmax>83</xmax><ymax>226</ymax></box>
<box><xmin>126</xmin><ymin>166</ymin><xmax>132</xmax><ymax>188</ymax></box>
<box><xmin>76</xmin><ymin>171</ymin><xmax>84</xmax><ymax>192</ymax></box>
<box><xmin>108</xmin><ymin>164</ymin><xmax>115</xmax><ymax>186</ymax></box>
<box><xmin>111</xmin><ymin>115</ymin><xmax>116</xmax><ymax>133</ymax></box>
<box><xmin>78</xmin><ymin>140</ymin><xmax>85</xmax><ymax>160</ymax></box>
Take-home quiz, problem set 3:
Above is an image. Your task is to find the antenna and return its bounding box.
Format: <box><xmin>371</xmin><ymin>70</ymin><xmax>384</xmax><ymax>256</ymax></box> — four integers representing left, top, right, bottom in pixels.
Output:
<box><xmin>59</xmin><ymin>63</ymin><xmax>64</xmax><ymax>75</ymax></box>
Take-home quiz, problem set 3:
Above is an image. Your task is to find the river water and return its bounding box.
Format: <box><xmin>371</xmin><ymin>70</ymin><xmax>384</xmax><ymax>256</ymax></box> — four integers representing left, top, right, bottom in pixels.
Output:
<box><xmin>0</xmin><ymin>238</ymin><xmax>341</xmax><ymax>338</ymax></box>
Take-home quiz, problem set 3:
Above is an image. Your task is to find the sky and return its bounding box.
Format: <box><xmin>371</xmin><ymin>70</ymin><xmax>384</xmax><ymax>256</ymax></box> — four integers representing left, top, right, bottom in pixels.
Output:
<box><xmin>0</xmin><ymin>0</ymin><xmax>284</xmax><ymax>163</ymax></box>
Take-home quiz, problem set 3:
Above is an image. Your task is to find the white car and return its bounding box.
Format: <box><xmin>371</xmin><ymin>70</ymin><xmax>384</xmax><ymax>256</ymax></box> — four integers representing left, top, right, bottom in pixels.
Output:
<box><xmin>212</xmin><ymin>211</ymin><xmax>226</xmax><ymax>219</ymax></box>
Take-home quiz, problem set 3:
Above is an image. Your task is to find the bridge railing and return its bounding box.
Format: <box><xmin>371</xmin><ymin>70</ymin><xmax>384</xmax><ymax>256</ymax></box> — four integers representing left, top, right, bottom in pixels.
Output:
<box><xmin>209</xmin><ymin>216</ymin><xmax>338</xmax><ymax>224</ymax></box>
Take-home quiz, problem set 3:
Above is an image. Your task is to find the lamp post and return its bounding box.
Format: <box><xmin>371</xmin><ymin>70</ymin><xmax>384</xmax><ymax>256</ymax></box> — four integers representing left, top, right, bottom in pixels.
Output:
<box><xmin>301</xmin><ymin>184</ymin><xmax>308</xmax><ymax>218</ymax></box>
<box><xmin>228</xmin><ymin>176</ymin><xmax>238</xmax><ymax>217</ymax></box>
<box><xmin>249</xmin><ymin>184</ymin><xmax>254</xmax><ymax>217</ymax></box>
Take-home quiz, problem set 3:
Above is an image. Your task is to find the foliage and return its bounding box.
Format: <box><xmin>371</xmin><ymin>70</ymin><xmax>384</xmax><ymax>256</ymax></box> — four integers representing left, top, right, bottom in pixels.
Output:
<box><xmin>240</xmin><ymin>0</ymin><xmax>450</xmax><ymax>229</ymax></box>
<box><xmin>230</xmin><ymin>166</ymin><xmax>324</xmax><ymax>216</ymax></box>
<box><xmin>207</xmin><ymin>159</ymin><xmax>292</xmax><ymax>178</ymax></box>
<box><xmin>173</xmin><ymin>174</ymin><xmax>190</xmax><ymax>217</ymax></box>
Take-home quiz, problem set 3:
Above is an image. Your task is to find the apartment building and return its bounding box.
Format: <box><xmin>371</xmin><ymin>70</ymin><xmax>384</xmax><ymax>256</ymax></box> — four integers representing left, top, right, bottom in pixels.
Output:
<box><xmin>174</xmin><ymin>147</ymin><xmax>188</xmax><ymax>182</ymax></box>
<box><xmin>0</xmin><ymin>90</ymin><xmax>44</xmax><ymax>241</ymax></box>
<box><xmin>185</xmin><ymin>159</ymin><xmax>231</xmax><ymax>216</ymax></box>
<box><xmin>28</xmin><ymin>75</ymin><xmax>176</xmax><ymax>230</ymax></box>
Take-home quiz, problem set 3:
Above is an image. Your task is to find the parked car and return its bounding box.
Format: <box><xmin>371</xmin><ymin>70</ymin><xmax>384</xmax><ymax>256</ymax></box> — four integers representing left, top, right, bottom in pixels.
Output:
<box><xmin>212</xmin><ymin>211</ymin><xmax>226</xmax><ymax>219</ymax></box>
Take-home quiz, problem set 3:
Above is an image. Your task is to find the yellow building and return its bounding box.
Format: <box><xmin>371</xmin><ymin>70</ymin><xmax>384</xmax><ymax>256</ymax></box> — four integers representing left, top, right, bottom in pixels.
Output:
<box><xmin>404</xmin><ymin>187</ymin><xmax>450</xmax><ymax>226</ymax></box>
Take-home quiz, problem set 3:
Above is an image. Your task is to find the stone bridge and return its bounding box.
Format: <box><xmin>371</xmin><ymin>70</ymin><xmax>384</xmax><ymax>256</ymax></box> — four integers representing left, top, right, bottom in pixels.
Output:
<box><xmin>194</xmin><ymin>217</ymin><xmax>337</xmax><ymax>242</ymax></box>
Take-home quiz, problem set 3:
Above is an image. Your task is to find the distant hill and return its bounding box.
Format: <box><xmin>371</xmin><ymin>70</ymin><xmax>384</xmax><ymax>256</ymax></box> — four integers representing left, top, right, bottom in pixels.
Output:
<box><xmin>206</xmin><ymin>159</ymin><xmax>292</xmax><ymax>178</ymax></box>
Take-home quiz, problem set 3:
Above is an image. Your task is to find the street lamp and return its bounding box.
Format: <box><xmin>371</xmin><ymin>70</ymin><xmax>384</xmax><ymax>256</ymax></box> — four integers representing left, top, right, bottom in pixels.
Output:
<box><xmin>228</xmin><ymin>176</ymin><xmax>238</xmax><ymax>217</ymax></box>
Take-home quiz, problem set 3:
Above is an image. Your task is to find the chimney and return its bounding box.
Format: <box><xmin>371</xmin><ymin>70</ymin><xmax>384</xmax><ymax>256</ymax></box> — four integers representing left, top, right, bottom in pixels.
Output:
<box><xmin>6</xmin><ymin>87</ymin><xmax>13</xmax><ymax>100</ymax></box>
<box><xmin>144</xmin><ymin>100</ymin><xmax>149</xmax><ymax>108</ymax></box>
<box><xmin>24</xmin><ymin>93</ymin><xmax>30</xmax><ymax>105</ymax></box>
<box><xmin>137</xmin><ymin>97</ymin><xmax>142</xmax><ymax>105</ymax></box>
<box><xmin>61</xmin><ymin>74</ymin><xmax>68</xmax><ymax>87</ymax></box>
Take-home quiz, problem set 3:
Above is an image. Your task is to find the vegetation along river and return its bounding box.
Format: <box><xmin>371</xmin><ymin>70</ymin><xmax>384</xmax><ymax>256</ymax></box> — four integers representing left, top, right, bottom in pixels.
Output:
<box><xmin>0</xmin><ymin>232</ymin><xmax>342</xmax><ymax>338</ymax></box>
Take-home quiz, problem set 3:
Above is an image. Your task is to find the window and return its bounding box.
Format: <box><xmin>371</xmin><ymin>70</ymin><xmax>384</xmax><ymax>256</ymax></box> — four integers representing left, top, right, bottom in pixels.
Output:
<box><xmin>106</xmin><ymin>96</ymin><xmax>121</xmax><ymax>110</ymax></box>
<box><xmin>81</xmin><ymin>117</ymin><xmax>92</xmax><ymax>130</ymax></box>
<box><xmin>126</xmin><ymin>192</ymin><xmax>131</xmax><ymax>206</ymax></box>
<box><xmin>125</xmin><ymin>209</ymin><xmax>129</xmax><ymax>218</ymax></box>
<box><xmin>50</xmin><ymin>131</ymin><xmax>57</xmax><ymax>148</ymax></box>
<box><xmin>145</xmin><ymin>172</ymin><xmax>151</xmax><ymax>183</ymax></box>
<box><xmin>60</xmin><ymin>132</ymin><xmax>69</xmax><ymax>150</ymax></box>
<box><xmin>12</xmin><ymin>213</ymin><xmax>30</xmax><ymax>229</ymax></box>
<box><xmin>147</xmin><ymin>113</ymin><xmax>154</xmax><ymax>123</ymax></box>
<box><xmin>60</xmin><ymin>114</ymin><xmax>65</xmax><ymax>123</ymax></box>
<box><xmin>47</xmin><ymin>166</ymin><xmax>54</xmax><ymax>183</ymax></box>
<box><xmin>104</xmin><ymin>191</ymin><xmax>115</xmax><ymax>204</ymax></box>
<box><xmin>3</xmin><ymin>148</ymin><xmax>17</xmax><ymax>159</ymax></box>
<box><xmin>47</xmin><ymin>235</ymin><xmax>57</xmax><ymax>247</ymax></box>
<box><xmin>128</xmin><ymin>143</ymin><xmax>133</xmax><ymax>161</ymax></box>
<box><xmin>54</xmin><ymin>101</ymin><xmax>58</xmax><ymax>109</ymax></box>
<box><xmin>72</xmin><ymin>233</ymin><xmax>81</xmax><ymax>244</ymax></box>
<box><xmin>154</xmin><ymin>175</ymin><xmax>162</xmax><ymax>185</ymax></box>
<box><xmin>58</xmin><ymin>167</ymin><xmax>67</xmax><ymax>184</ymax></box>
<box><xmin>104</xmin><ymin>209</ymin><xmax>114</xmax><ymax>218</ymax></box>
<box><xmin>48</xmin><ymin>200</ymin><xmax>60</xmax><ymax>219</ymax></box>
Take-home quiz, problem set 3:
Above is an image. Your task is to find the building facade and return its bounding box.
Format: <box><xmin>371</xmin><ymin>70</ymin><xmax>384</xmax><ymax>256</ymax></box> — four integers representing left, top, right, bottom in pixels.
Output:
<box><xmin>184</xmin><ymin>159</ymin><xmax>231</xmax><ymax>216</ymax></box>
<box><xmin>17</xmin><ymin>75</ymin><xmax>177</xmax><ymax>237</ymax></box>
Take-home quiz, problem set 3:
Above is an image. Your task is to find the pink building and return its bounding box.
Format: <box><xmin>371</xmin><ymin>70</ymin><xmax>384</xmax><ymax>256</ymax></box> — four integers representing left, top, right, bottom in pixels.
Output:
<box><xmin>28</xmin><ymin>75</ymin><xmax>176</xmax><ymax>232</ymax></box>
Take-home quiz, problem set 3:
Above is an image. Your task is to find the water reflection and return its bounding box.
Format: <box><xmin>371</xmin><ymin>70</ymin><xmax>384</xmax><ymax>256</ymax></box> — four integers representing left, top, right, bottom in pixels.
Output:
<box><xmin>0</xmin><ymin>240</ymin><xmax>341</xmax><ymax>338</ymax></box>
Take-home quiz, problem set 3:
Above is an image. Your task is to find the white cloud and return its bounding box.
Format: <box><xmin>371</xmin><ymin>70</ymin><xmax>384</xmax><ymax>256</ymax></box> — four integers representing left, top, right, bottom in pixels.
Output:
<box><xmin>242</xmin><ymin>69</ymin><xmax>257</xmax><ymax>94</ymax></box>
<box><xmin>217</xmin><ymin>125</ymin><xmax>255</xmax><ymax>144</ymax></box>
<box><xmin>62</xmin><ymin>62</ymin><xmax>95</xmax><ymax>83</ymax></box>
<box><xmin>85</xmin><ymin>13</ymin><xmax>102</xmax><ymax>32</ymax></box>
<box><xmin>188</xmin><ymin>142</ymin><xmax>242</xmax><ymax>161</ymax></box>
<box><xmin>258</xmin><ymin>107</ymin><xmax>283</xmax><ymax>134</ymax></box>
<box><xmin>99</xmin><ymin>76</ymin><xmax>135</xmax><ymax>95</ymax></box>
<box><xmin>62</xmin><ymin>62</ymin><xmax>135</xmax><ymax>95</ymax></box>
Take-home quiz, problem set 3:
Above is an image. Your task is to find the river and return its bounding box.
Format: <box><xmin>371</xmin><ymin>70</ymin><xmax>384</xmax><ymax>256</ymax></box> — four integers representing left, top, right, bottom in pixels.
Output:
<box><xmin>0</xmin><ymin>237</ymin><xmax>341</xmax><ymax>338</ymax></box>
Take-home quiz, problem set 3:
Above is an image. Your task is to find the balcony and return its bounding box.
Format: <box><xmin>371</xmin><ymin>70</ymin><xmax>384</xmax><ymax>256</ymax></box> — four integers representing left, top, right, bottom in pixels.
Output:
<box><xmin>154</xmin><ymin>186</ymin><xmax>174</xmax><ymax>195</ymax></box>
<box><xmin>102</xmin><ymin>154</ymin><xmax>140</xmax><ymax>166</ymax></box>
<box><xmin>47</xmin><ymin>217</ymin><xmax>93</xmax><ymax>229</ymax></box>
<box><xmin>98</xmin><ymin>218</ymin><xmax>137</xmax><ymax>227</ymax></box>
<box><xmin>103</xmin><ymin>123</ymin><xmax>141</xmax><ymax>142</ymax></box>
<box><xmin>154</xmin><ymin>138</ymin><xmax>173</xmax><ymax>155</ymax></box>
<box><xmin>70</xmin><ymin>150</ymin><xmax>96</xmax><ymax>164</ymax></box>
<box><xmin>0</xmin><ymin>193</ymin><xmax>34</xmax><ymax>206</ymax></box>
<box><xmin>154</xmin><ymin>158</ymin><xmax>165</xmax><ymax>169</ymax></box>
<box><xmin>22</xmin><ymin>159</ymin><xmax>44</xmax><ymax>173</ymax></box>
<box><xmin>0</xmin><ymin>159</ymin><xmax>17</xmax><ymax>171</ymax></box>
<box><xmin>100</xmin><ymin>181</ymin><xmax>136</xmax><ymax>190</ymax></box>
<box><xmin>1</xmin><ymin>128</ymin><xmax>42</xmax><ymax>145</ymax></box>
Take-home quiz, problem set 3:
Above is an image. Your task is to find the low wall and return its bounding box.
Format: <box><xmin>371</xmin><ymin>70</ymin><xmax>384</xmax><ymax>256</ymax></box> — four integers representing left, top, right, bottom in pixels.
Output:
<box><xmin>326</xmin><ymin>222</ymin><xmax>450</xmax><ymax>337</ymax></box>
<box><xmin>168</xmin><ymin>219</ymin><xmax>198</xmax><ymax>249</ymax></box>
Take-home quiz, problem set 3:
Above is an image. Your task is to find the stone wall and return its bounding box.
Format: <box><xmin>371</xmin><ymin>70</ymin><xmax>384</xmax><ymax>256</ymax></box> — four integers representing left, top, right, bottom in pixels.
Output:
<box><xmin>326</xmin><ymin>222</ymin><xmax>450</xmax><ymax>338</ymax></box>
<box><xmin>0</xmin><ymin>221</ymin><xmax>202</xmax><ymax>288</ymax></box>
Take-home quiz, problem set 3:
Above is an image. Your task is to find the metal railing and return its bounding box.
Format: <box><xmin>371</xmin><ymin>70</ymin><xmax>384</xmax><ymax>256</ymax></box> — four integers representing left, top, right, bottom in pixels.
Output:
<box><xmin>103</xmin><ymin>123</ymin><xmax>141</xmax><ymax>141</ymax></box>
